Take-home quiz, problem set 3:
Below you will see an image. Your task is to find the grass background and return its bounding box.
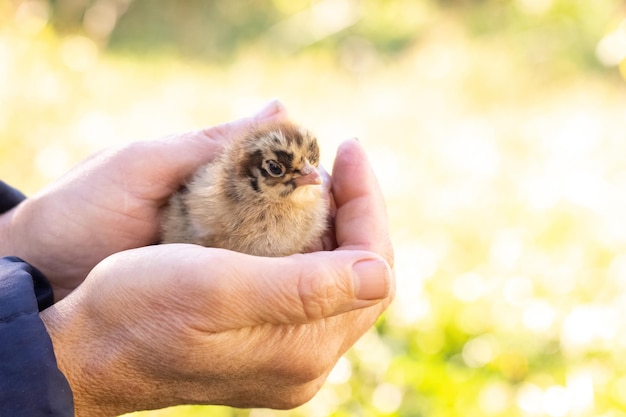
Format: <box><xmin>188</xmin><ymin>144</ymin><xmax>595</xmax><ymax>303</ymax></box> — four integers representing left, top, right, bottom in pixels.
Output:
<box><xmin>2</xmin><ymin>0</ymin><xmax>626</xmax><ymax>416</ymax></box>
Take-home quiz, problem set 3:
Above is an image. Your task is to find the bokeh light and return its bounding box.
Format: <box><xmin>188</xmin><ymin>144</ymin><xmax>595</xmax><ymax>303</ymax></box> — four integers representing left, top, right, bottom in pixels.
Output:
<box><xmin>2</xmin><ymin>1</ymin><xmax>626</xmax><ymax>416</ymax></box>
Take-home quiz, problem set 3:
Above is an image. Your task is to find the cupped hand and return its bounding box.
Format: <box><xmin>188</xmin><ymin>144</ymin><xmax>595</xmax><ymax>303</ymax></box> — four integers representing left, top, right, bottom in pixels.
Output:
<box><xmin>3</xmin><ymin>100</ymin><xmax>286</xmax><ymax>300</ymax></box>
<box><xmin>40</xmin><ymin>139</ymin><xmax>395</xmax><ymax>416</ymax></box>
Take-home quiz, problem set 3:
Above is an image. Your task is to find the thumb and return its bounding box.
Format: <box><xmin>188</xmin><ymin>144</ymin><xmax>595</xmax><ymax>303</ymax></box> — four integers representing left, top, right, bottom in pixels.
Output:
<box><xmin>148</xmin><ymin>99</ymin><xmax>289</xmax><ymax>189</ymax></box>
<box><xmin>197</xmin><ymin>98</ymin><xmax>288</xmax><ymax>147</ymax></box>
<box><xmin>205</xmin><ymin>249</ymin><xmax>393</xmax><ymax>329</ymax></box>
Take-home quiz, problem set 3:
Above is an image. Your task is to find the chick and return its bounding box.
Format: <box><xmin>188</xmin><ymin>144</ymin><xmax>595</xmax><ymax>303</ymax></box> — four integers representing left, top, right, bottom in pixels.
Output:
<box><xmin>161</xmin><ymin>120</ymin><xmax>329</xmax><ymax>257</ymax></box>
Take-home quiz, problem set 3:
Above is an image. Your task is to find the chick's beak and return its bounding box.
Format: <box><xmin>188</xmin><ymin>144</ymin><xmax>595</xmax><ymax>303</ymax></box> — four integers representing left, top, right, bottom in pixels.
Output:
<box><xmin>294</xmin><ymin>163</ymin><xmax>322</xmax><ymax>187</ymax></box>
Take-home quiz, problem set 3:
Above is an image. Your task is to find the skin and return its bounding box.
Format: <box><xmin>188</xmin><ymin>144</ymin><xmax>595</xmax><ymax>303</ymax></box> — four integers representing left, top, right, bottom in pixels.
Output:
<box><xmin>0</xmin><ymin>101</ymin><xmax>289</xmax><ymax>301</ymax></box>
<box><xmin>0</xmin><ymin>100</ymin><xmax>395</xmax><ymax>416</ymax></box>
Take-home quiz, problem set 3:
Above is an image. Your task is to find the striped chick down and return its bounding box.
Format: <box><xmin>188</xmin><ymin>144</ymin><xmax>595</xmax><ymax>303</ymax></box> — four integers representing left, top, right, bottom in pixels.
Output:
<box><xmin>161</xmin><ymin>121</ymin><xmax>329</xmax><ymax>257</ymax></box>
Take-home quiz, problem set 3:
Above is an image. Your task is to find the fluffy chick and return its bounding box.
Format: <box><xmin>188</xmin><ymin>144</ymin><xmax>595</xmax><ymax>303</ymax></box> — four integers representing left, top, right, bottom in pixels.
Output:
<box><xmin>161</xmin><ymin>120</ymin><xmax>329</xmax><ymax>257</ymax></box>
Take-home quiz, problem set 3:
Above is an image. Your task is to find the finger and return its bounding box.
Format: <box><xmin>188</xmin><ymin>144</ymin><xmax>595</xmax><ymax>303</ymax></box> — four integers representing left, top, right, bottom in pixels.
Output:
<box><xmin>318</xmin><ymin>165</ymin><xmax>337</xmax><ymax>251</ymax></box>
<box><xmin>198</xmin><ymin>98</ymin><xmax>289</xmax><ymax>148</ymax></box>
<box><xmin>177</xmin><ymin>98</ymin><xmax>289</xmax><ymax>164</ymax></box>
<box><xmin>189</xmin><ymin>248</ymin><xmax>392</xmax><ymax>330</ymax></box>
<box><xmin>251</xmin><ymin>97</ymin><xmax>287</xmax><ymax>120</ymax></box>
<box><xmin>123</xmin><ymin>99</ymin><xmax>290</xmax><ymax>194</ymax></box>
<box><xmin>331</xmin><ymin>139</ymin><xmax>394</xmax><ymax>267</ymax></box>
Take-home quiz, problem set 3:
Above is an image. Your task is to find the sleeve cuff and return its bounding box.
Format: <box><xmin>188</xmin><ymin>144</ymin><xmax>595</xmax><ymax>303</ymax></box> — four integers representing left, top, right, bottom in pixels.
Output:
<box><xmin>0</xmin><ymin>180</ymin><xmax>27</xmax><ymax>214</ymax></box>
<box><xmin>0</xmin><ymin>256</ymin><xmax>74</xmax><ymax>416</ymax></box>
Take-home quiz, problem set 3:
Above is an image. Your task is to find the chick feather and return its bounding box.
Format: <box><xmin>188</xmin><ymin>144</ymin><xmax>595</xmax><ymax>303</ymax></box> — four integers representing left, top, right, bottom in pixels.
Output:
<box><xmin>161</xmin><ymin>120</ymin><xmax>329</xmax><ymax>257</ymax></box>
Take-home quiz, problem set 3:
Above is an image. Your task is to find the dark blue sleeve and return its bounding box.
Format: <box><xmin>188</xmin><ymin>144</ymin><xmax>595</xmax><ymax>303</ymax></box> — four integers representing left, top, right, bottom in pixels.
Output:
<box><xmin>0</xmin><ymin>180</ymin><xmax>27</xmax><ymax>214</ymax></box>
<box><xmin>0</xmin><ymin>182</ymin><xmax>75</xmax><ymax>416</ymax></box>
<box><xmin>0</xmin><ymin>257</ymin><xmax>74</xmax><ymax>416</ymax></box>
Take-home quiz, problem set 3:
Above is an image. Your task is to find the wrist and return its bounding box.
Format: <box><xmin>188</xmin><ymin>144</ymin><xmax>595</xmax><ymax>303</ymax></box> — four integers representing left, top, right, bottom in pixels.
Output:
<box><xmin>4</xmin><ymin>200</ymin><xmax>75</xmax><ymax>301</ymax></box>
<box><xmin>40</xmin><ymin>302</ymin><xmax>119</xmax><ymax>417</ymax></box>
<box><xmin>40</xmin><ymin>298</ymin><xmax>166</xmax><ymax>417</ymax></box>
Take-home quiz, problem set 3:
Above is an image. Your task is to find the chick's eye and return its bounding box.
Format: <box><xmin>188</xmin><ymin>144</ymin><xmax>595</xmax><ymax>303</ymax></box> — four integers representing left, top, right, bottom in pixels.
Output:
<box><xmin>266</xmin><ymin>160</ymin><xmax>285</xmax><ymax>177</ymax></box>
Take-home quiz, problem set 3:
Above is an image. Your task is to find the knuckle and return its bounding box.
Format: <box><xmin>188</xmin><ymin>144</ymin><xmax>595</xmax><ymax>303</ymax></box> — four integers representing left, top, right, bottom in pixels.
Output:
<box><xmin>273</xmin><ymin>382</ymin><xmax>323</xmax><ymax>409</ymax></box>
<box><xmin>289</xmin><ymin>357</ymin><xmax>328</xmax><ymax>383</ymax></box>
<box><xmin>297</xmin><ymin>264</ymin><xmax>349</xmax><ymax>322</ymax></box>
<box><xmin>365</xmin><ymin>239</ymin><xmax>395</xmax><ymax>268</ymax></box>
<box><xmin>261</xmin><ymin>362</ymin><xmax>328</xmax><ymax>408</ymax></box>
<box><xmin>266</xmin><ymin>340</ymin><xmax>336</xmax><ymax>386</ymax></box>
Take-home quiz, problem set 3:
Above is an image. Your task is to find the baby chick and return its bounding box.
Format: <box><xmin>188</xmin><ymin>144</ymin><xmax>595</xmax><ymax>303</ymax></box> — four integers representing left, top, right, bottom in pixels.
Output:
<box><xmin>161</xmin><ymin>120</ymin><xmax>329</xmax><ymax>257</ymax></box>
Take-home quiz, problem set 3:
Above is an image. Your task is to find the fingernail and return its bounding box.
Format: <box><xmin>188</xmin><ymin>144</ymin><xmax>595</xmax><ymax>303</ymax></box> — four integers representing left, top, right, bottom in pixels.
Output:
<box><xmin>352</xmin><ymin>259</ymin><xmax>391</xmax><ymax>300</ymax></box>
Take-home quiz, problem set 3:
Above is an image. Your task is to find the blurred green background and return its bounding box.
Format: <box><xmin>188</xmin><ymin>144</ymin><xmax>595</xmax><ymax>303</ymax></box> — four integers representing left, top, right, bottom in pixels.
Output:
<box><xmin>3</xmin><ymin>0</ymin><xmax>626</xmax><ymax>416</ymax></box>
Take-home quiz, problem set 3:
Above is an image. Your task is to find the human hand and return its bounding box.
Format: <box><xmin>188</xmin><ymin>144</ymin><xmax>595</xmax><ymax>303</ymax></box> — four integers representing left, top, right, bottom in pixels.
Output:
<box><xmin>40</xmin><ymin>139</ymin><xmax>394</xmax><ymax>416</ymax></box>
<box><xmin>1</xmin><ymin>100</ymin><xmax>286</xmax><ymax>300</ymax></box>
